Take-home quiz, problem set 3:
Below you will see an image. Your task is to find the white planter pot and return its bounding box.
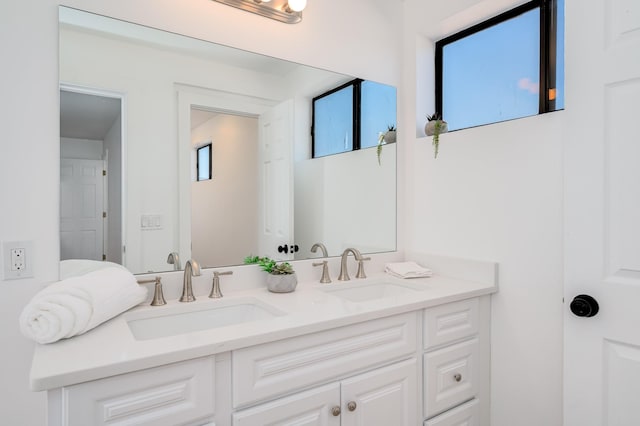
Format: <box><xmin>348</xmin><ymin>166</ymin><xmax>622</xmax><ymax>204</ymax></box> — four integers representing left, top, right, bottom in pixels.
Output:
<box><xmin>266</xmin><ymin>273</ymin><xmax>298</xmax><ymax>293</ymax></box>
<box><xmin>383</xmin><ymin>130</ymin><xmax>396</xmax><ymax>144</ymax></box>
<box><xmin>425</xmin><ymin>121</ymin><xmax>448</xmax><ymax>136</ymax></box>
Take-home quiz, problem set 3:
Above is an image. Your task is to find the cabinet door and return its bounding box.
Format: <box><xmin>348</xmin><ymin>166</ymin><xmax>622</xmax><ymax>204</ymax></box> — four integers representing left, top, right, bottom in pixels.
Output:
<box><xmin>232</xmin><ymin>383</ymin><xmax>340</xmax><ymax>426</ymax></box>
<box><xmin>340</xmin><ymin>358</ymin><xmax>417</xmax><ymax>426</ymax></box>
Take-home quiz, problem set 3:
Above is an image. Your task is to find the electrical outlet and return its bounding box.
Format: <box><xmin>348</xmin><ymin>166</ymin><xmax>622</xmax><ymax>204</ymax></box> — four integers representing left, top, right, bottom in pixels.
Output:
<box><xmin>11</xmin><ymin>248</ymin><xmax>26</xmax><ymax>271</ymax></box>
<box><xmin>3</xmin><ymin>241</ymin><xmax>34</xmax><ymax>280</ymax></box>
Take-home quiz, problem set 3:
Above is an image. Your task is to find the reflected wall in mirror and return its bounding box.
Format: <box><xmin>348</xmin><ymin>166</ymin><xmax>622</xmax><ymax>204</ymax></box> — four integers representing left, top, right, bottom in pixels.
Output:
<box><xmin>59</xmin><ymin>6</ymin><xmax>397</xmax><ymax>274</ymax></box>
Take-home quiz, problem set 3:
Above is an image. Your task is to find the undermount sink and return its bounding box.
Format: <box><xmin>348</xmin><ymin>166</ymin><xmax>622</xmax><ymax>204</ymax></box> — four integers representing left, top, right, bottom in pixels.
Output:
<box><xmin>127</xmin><ymin>298</ymin><xmax>285</xmax><ymax>340</ymax></box>
<box><xmin>319</xmin><ymin>280</ymin><xmax>428</xmax><ymax>303</ymax></box>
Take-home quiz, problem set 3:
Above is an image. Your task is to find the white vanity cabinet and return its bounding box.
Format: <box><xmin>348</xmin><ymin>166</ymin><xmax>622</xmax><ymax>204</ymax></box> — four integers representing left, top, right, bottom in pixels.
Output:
<box><xmin>44</xmin><ymin>295</ymin><xmax>492</xmax><ymax>426</ymax></box>
<box><xmin>422</xmin><ymin>297</ymin><xmax>489</xmax><ymax>425</ymax></box>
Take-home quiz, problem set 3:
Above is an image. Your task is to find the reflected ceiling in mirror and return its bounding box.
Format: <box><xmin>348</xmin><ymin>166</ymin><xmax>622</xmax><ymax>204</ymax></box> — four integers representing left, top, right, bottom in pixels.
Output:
<box><xmin>58</xmin><ymin>6</ymin><xmax>396</xmax><ymax>274</ymax></box>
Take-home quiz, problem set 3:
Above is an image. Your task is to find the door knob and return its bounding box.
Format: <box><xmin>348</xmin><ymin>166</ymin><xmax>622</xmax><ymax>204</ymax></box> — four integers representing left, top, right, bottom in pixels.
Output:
<box><xmin>570</xmin><ymin>294</ymin><xmax>599</xmax><ymax>317</ymax></box>
<box><xmin>331</xmin><ymin>406</ymin><xmax>341</xmax><ymax>416</ymax></box>
<box><xmin>347</xmin><ymin>401</ymin><xmax>357</xmax><ymax>412</ymax></box>
<box><xmin>277</xmin><ymin>245</ymin><xmax>288</xmax><ymax>254</ymax></box>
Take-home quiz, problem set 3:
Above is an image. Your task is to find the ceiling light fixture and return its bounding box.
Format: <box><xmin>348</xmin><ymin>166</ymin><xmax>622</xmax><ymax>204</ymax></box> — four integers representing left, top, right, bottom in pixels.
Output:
<box><xmin>212</xmin><ymin>0</ymin><xmax>307</xmax><ymax>24</ymax></box>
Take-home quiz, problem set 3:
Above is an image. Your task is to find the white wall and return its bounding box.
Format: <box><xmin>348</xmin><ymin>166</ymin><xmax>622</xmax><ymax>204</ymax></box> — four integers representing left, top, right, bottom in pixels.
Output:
<box><xmin>0</xmin><ymin>1</ymin><xmax>400</xmax><ymax>424</ymax></box>
<box><xmin>191</xmin><ymin>114</ymin><xmax>259</xmax><ymax>267</ymax></box>
<box><xmin>60</xmin><ymin>137</ymin><xmax>103</xmax><ymax>159</ymax></box>
<box><xmin>401</xmin><ymin>1</ymin><xmax>565</xmax><ymax>425</ymax></box>
<box><xmin>295</xmin><ymin>145</ymin><xmax>397</xmax><ymax>257</ymax></box>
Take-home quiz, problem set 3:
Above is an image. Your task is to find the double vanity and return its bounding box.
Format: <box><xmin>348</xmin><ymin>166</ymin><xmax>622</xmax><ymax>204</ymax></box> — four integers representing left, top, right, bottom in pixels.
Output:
<box><xmin>30</xmin><ymin>256</ymin><xmax>497</xmax><ymax>426</ymax></box>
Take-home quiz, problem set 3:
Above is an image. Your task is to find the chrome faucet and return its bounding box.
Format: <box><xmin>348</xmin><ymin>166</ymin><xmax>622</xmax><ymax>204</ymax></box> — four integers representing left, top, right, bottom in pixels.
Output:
<box><xmin>209</xmin><ymin>271</ymin><xmax>233</xmax><ymax>298</ymax></box>
<box><xmin>166</xmin><ymin>252</ymin><xmax>181</xmax><ymax>271</ymax></box>
<box><xmin>311</xmin><ymin>243</ymin><xmax>331</xmax><ymax>283</ymax></box>
<box><xmin>180</xmin><ymin>259</ymin><xmax>201</xmax><ymax>302</ymax></box>
<box><xmin>338</xmin><ymin>248</ymin><xmax>363</xmax><ymax>281</ymax></box>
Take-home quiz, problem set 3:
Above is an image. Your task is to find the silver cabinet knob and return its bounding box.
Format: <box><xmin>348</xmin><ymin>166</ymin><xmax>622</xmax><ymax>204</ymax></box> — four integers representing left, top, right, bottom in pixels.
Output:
<box><xmin>347</xmin><ymin>401</ymin><xmax>357</xmax><ymax>411</ymax></box>
<box><xmin>331</xmin><ymin>406</ymin><xmax>341</xmax><ymax>416</ymax></box>
<box><xmin>454</xmin><ymin>373</ymin><xmax>462</xmax><ymax>382</ymax></box>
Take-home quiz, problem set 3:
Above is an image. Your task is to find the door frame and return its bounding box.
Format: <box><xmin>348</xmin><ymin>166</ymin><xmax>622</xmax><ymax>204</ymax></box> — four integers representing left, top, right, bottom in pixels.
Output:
<box><xmin>176</xmin><ymin>84</ymin><xmax>279</xmax><ymax>262</ymax></box>
<box><xmin>59</xmin><ymin>82</ymin><xmax>126</xmax><ymax>264</ymax></box>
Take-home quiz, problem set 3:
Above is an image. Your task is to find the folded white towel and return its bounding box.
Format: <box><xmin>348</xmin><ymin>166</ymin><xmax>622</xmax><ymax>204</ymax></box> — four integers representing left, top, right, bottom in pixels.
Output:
<box><xmin>385</xmin><ymin>261</ymin><xmax>433</xmax><ymax>279</ymax></box>
<box><xmin>20</xmin><ymin>267</ymin><xmax>147</xmax><ymax>344</ymax></box>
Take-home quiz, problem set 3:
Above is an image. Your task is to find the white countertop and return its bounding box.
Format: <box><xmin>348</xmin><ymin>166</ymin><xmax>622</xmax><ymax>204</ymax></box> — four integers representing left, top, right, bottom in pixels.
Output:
<box><xmin>29</xmin><ymin>271</ymin><xmax>497</xmax><ymax>391</ymax></box>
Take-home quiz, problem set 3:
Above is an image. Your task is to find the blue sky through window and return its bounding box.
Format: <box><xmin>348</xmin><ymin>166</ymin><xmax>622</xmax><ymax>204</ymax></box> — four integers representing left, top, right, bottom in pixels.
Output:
<box><xmin>313</xmin><ymin>81</ymin><xmax>396</xmax><ymax>157</ymax></box>
<box><xmin>441</xmin><ymin>0</ymin><xmax>565</xmax><ymax>131</ymax></box>
<box><xmin>361</xmin><ymin>81</ymin><xmax>397</xmax><ymax>149</ymax></box>
<box><xmin>313</xmin><ymin>85</ymin><xmax>353</xmax><ymax>157</ymax></box>
<box><xmin>197</xmin><ymin>144</ymin><xmax>211</xmax><ymax>181</ymax></box>
<box><xmin>443</xmin><ymin>8</ymin><xmax>541</xmax><ymax>131</ymax></box>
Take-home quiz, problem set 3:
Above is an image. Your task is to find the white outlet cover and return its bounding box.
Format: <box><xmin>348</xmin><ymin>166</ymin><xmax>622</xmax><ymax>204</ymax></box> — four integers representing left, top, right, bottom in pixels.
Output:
<box><xmin>3</xmin><ymin>240</ymin><xmax>34</xmax><ymax>280</ymax></box>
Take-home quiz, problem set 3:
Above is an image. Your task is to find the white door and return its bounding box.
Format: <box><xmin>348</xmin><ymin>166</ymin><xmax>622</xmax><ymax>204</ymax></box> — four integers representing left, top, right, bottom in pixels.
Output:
<box><xmin>60</xmin><ymin>158</ymin><xmax>105</xmax><ymax>261</ymax></box>
<box><xmin>258</xmin><ymin>99</ymin><xmax>294</xmax><ymax>261</ymax></box>
<box><xmin>340</xmin><ymin>358</ymin><xmax>417</xmax><ymax>426</ymax></box>
<box><xmin>564</xmin><ymin>0</ymin><xmax>640</xmax><ymax>424</ymax></box>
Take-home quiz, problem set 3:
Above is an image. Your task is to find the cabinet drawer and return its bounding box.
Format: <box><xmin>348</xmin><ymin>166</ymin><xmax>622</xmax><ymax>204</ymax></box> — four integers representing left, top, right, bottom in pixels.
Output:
<box><xmin>424</xmin><ymin>338</ymin><xmax>479</xmax><ymax>418</ymax></box>
<box><xmin>424</xmin><ymin>399</ymin><xmax>480</xmax><ymax>426</ymax></box>
<box><xmin>424</xmin><ymin>298</ymin><xmax>479</xmax><ymax>350</ymax></box>
<box><xmin>63</xmin><ymin>357</ymin><xmax>215</xmax><ymax>426</ymax></box>
<box><xmin>232</xmin><ymin>311</ymin><xmax>417</xmax><ymax>407</ymax></box>
<box><xmin>233</xmin><ymin>382</ymin><xmax>340</xmax><ymax>426</ymax></box>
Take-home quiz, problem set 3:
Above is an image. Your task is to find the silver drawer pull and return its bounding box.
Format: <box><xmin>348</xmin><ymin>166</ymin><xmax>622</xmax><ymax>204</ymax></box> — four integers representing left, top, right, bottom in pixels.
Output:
<box><xmin>331</xmin><ymin>406</ymin><xmax>341</xmax><ymax>416</ymax></box>
<box><xmin>453</xmin><ymin>373</ymin><xmax>462</xmax><ymax>382</ymax></box>
<box><xmin>347</xmin><ymin>401</ymin><xmax>357</xmax><ymax>411</ymax></box>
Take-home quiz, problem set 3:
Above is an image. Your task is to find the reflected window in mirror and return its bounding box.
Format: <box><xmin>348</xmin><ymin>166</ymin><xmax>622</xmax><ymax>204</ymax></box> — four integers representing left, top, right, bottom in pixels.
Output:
<box><xmin>360</xmin><ymin>81</ymin><xmax>397</xmax><ymax>149</ymax></box>
<box><xmin>197</xmin><ymin>143</ymin><xmax>212</xmax><ymax>181</ymax></box>
<box><xmin>312</xmin><ymin>79</ymin><xmax>396</xmax><ymax>158</ymax></box>
<box><xmin>312</xmin><ymin>82</ymin><xmax>355</xmax><ymax>157</ymax></box>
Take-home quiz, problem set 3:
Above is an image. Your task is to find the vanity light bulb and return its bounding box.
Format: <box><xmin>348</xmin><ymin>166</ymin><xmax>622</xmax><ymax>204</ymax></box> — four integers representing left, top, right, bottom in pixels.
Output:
<box><xmin>287</xmin><ymin>0</ymin><xmax>307</xmax><ymax>12</ymax></box>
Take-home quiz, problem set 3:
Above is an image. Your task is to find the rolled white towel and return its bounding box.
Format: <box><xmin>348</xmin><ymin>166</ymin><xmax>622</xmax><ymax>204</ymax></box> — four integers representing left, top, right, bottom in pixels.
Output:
<box><xmin>20</xmin><ymin>267</ymin><xmax>147</xmax><ymax>344</ymax></box>
<box><xmin>59</xmin><ymin>259</ymin><xmax>126</xmax><ymax>280</ymax></box>
<box><xmin>385</xmin><ymin>261</ymin><xmax>433</xmax><ymax>279</ymax></box>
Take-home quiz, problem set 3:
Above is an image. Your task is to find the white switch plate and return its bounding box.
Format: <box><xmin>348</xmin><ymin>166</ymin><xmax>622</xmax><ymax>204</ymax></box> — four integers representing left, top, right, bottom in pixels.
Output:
<box><xmin>141</xmin><ymin>214</ymin><xmax>163</xmax><ymax>230</ymax></box>
<box><xmin>3</xmin><ymin>240</ymin><xmax>34</xmax><ymax>280</ymax></box>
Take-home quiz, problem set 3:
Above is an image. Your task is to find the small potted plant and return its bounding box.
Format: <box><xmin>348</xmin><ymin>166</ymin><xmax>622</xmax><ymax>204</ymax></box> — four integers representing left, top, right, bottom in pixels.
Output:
<box><xmin>425</xmin><ymin>113</ymin><xmax>448</xmax><ymax>158</ymax></box>
<box><xmin>377</xmin><ymin>125</ymin><xmax>396</xmax><ymax>165</ymax></box>
<box><xmin>244</xmin><ymin>255</ymin><xmax>297</xmax><ymax>293</ymax></box>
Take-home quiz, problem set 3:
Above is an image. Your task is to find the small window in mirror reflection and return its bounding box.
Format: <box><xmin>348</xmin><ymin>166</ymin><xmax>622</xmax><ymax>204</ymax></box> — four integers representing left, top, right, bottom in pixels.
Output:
<box><xmin>197</xmin><ymin>143</ymin><xmax>212</xmax><ymax>181</ymax></box>
<box><xmin>360</xmin><ymin>81</ymin><xmax>397</xmax><ymax>149</ymax></box>
<box><xmin>312</xmin><ymin>79</ymin><xmax>397</xmax><ymax>158</ymax></box>
<box><xmin>312</xmin><ymin>83</ymin><xmax>355</xmax><ymax>158</ymax></box>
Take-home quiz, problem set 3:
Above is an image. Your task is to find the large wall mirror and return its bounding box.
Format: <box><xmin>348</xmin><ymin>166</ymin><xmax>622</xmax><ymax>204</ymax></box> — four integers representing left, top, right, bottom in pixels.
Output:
<box><xmin>59</xmin><ymin>6</ymin><xmax>397</xmax><ymax>275</ymax></box>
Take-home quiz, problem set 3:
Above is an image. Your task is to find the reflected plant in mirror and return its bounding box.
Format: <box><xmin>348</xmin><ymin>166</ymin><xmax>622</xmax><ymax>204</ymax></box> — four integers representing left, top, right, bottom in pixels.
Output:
<box><xmin>58</xmin><ymin>6</ymin><xmax>397</xmax><ymax>275</ymax></box>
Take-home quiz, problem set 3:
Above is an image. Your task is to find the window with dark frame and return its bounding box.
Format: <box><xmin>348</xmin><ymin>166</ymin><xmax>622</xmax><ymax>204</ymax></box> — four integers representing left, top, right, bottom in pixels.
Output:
<box><xmin>312</xmin><ymin>79</ymin><xmax>359</xmax><ymax>158</ymax></box>
<box><xmin>196</xmin><ymin>143</ymin><xmax>212</xmax><ymax>181</ymax></box>
<box><xmin>435</xmin><ymin>0</ymin><xmax>564</xmax><ymax>132</ymax></box>
<box><xmin>312</xmin><ymin>79</ymin><xmax>397</xmax><ymax>158</ymax></box>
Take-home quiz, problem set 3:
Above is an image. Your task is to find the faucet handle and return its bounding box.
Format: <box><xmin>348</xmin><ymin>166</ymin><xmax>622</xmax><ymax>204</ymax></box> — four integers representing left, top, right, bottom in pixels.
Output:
<box><xmin>313</xmin><ymin>261</ymin><xmax>332</xmax><ymax>284</ymax></box>
<box><xmin>209</xmin><ymin>270</ymin><xmax>233</xmax><ymax>298</ymax></box>
<box><xmin>137</xmin><ymin>276</ymin><xmax>167</xmax><ymax>306</ymax></box>
<box><xmin>356</xmin><ymin>257</ymin><xmax>371</xmax><ymax>279</ymax></box>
